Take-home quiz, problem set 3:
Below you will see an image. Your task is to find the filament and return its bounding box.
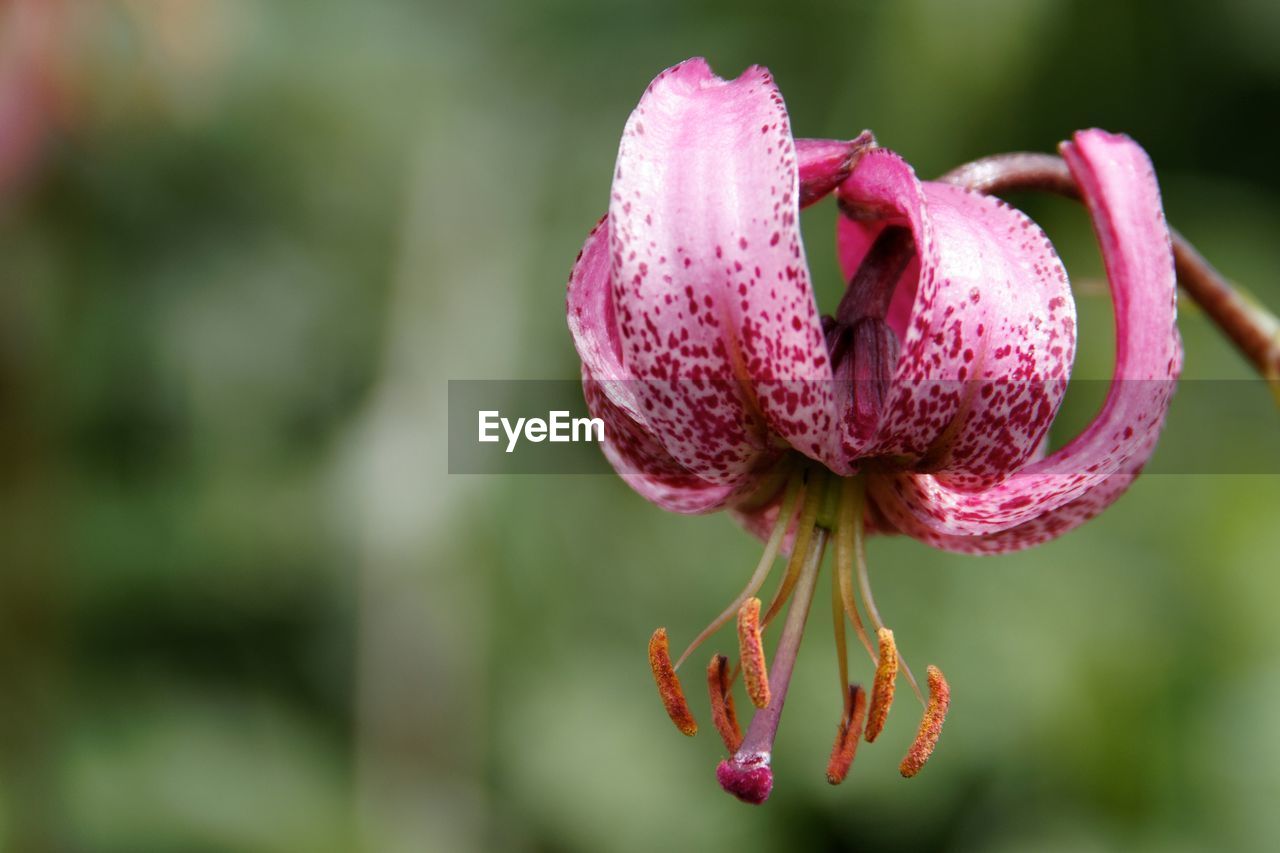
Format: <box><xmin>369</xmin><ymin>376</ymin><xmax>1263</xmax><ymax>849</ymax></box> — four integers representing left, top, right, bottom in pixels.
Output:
<box><xmin>673</xmin><ymin>470</ymin><xmax>803</xmax><ymax>670</ymax></box>
<box><xmin>851</xmin><ymin>478</ymin><xmax>924</xmax><ymax>704</ymax></box>
<box><xmin>835</xmin><ymin>475</ymin><xmax>878</xmax><ymax>666</ymax></box>
<box><xmin>761</xmin><ymin>471</ymin><xmax>825</xmax><ymax>627</ymax></box>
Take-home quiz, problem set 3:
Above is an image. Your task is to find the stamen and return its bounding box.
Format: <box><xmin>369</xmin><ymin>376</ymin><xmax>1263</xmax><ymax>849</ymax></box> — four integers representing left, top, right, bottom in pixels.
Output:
<box><xmin>835</xmin><ymin>476</ymin><xmax>877</xmax><ymax>666</ymax></box>
<box><xmin>899</xmin><ymin>665</ymin><xmax>951</xmax><ymax>778</ymax></box>
<box><xmin>760</xmin><ymin>473</ymin><xmax>824</xmax><ymax>627</ymax></box>
<box><xmin>707</xmin><ymin>654</ymin><xmax>743</xmax><ymax>753</ymax></box>
<box><xmin>864</xmin><ymin>628</ymin><xmax>898</xmax><ymax>742</ymax></box>
<box><xmin>831</xmin><ymin>550</ymin><xmax>850</xmax><ymax>697</ymax></box>
<box><xmin>718</xmin><ymin>526</ymin><xmax>829</xmax><ymax>804</ymax></box>
<box><xmin>826</xmin><ymin>683</ymin><xmax>867</xmax><ymax>785</ymax></box>
<box><xmin>648</xmin><ymin>627</ymin><xmax>696</xmax><ymax>736</ymax></box>
<box><xmin>851</xmin><ymin>479</ymin><xmax>924</xmax><ymax>705</ymax></box>
<box><xmin>738</xmin><ymin>597</ymin><xmax>770</xmax><ymax>709</ymax></box>
<box><xmin>673</xmin><ymin>470</ymin><xmax>803</xmax><ymax>670</ymax></box>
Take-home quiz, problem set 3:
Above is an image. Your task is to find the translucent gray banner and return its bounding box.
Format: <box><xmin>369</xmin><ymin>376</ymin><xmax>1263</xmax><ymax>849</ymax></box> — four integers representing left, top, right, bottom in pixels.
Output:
<box><xmin>448</xmin><ymin>379</ymin><xmax>1280</xmax><ymax>475</ymax></box>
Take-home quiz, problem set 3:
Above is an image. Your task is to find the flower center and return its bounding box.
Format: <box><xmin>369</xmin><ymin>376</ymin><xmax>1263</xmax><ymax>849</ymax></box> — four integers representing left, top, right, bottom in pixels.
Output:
<box><xmin>646</xmin><ymin>458</ymin><xmax>951</xmax><ymax>804</ymax></box>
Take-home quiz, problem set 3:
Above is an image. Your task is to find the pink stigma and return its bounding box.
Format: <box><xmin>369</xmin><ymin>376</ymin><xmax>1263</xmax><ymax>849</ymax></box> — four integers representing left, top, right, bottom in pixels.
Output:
<box><xmin>716</xmin><ymin>754</ymin><xmax>773</xmax><ymax>805</ymax></box>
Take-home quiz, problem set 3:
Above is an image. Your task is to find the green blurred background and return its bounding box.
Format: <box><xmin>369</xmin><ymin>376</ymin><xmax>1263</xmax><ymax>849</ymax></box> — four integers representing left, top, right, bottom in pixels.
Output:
<box><xmin>2</xmin><ymin>0</ymin><xmax>1279</xmax><ymax>850</ymax></box>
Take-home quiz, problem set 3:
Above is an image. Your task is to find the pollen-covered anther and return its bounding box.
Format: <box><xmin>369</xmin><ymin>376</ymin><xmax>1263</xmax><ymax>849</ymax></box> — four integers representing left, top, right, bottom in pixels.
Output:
<box><xmin>826</xmin><ymin>683</ymin><xmax>868</xmax><ymax>785</ymax></box>
<box><xmin>738</xmin><ymin>597</ymin><xmax>771</xmax><ymax>709</ymax></box>
<box><xmin>648</xmin><ymin>627</ymin><xmax>696</xmax><ymax>736</ymax></box>
<box><xmin>900</xmin><ymin>665</ymin><xmax>951</xmax><ymax>778</ymax></box>
<box><xmin>864</xmin><ymin>627</ymin><xmax>898</xmax><ymax>742</ymax></box>
<box><xmin>707</xmin><ymin>654</ymin><xmax>743</xmax><ymax>753</ymax></box>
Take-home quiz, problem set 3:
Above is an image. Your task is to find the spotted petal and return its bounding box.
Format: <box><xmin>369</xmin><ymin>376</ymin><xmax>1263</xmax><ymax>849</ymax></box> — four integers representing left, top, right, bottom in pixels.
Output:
<box><xmin>569</xmin><ymin>217</ymin><xmax>747</xmax><ymax>512</ymax></box>
<box><xmin>584</xmin><ymin>364</ymin><xmax>747</xmax><ymax>513</ymax></box>
<box><xmin>609</xmin><ymin>58</ymin><xmax>842</xmax><ymax>483</ymax></box>
<box><xmin>835</xmin><ymin>149</ymin><xmax>1075</xmax><ymax>484</ymax></box>
<box><xmin>871</xmin><ymin>130</ymin><xmax>1181</xmax><ymax>546</ymax></box>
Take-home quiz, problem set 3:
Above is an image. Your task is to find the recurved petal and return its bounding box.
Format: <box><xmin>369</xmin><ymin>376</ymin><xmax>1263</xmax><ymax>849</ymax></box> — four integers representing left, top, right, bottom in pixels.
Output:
<box><xmin>568</xmin><ymin>217</ymin><xmax>621</xmax><ymax>377</ymax></box>
<box><xmin>871</xmin><ymin>130</ymin><xmax>1181</xmax><ymax>545</ymax></box>
<box><xmin>568</xmin><ymin>216</ymin><xmax>646</xmax><ymax>415</ymax></box>
<box><xmin>609</xmin><ymin>58</ymin><xmax>842</xmax><ymax>481</ymax></box>
<box><xmin>571</xmin><ymin>215</ymin><xmax>767</xmax><ymax>511</ymax></box>
<box><xmin>835</xmin><ymin>150</ymin><xmax>1075</xmax><ymax>484</ymax></box>
<box><xmin>583</xmin><ymin>364</ymin><xmax>748</xmax><ymax>514</ymax></box>
<box><xmin>869</xmin><ymin>468</ymin><xmax>1139</xmax><ymax>554</ymax></box>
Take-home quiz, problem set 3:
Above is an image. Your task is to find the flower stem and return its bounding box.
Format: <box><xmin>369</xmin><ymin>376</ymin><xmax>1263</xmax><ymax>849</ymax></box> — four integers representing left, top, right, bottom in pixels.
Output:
<box><xmin>738</xmin><ymin>527</ymin><xmax>827</xmax><ymax>758</ymax></box>
<box><xmin>939</xmin><ymin>152</ymin><xmax>1280</xmax><ymax>385</ymax></box>
<box><xmin>717</xmin><ymin>525</ymin><xmax>828</xmax><ymax>804</ymax></box>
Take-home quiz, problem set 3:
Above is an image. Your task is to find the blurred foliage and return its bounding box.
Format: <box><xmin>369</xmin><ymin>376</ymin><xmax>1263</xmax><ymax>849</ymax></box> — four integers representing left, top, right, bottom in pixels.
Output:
<box><xmin>1</xmin><ymin>0</ymin><xmax>1278</xmax><ymax>851</ymax></box>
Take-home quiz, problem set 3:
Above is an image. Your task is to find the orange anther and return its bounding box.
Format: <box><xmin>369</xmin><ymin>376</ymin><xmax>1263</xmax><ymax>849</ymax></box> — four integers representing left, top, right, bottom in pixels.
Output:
<box><xmin>737</xmin><ymin>597</ymin><xmax>770</xmax><ymax>709</ymax></box>
<box><xmin>648</xmin><ymin>628</ymin><xmax>696</xmax><ymax>736</ymax></box>
<box><xmin>900</xmin><ymin>665</ymin><xmax>950</xmax><ymax>778</ymax></box>
<box><xmin>707</xmin><ymin>654</ymin><xmax>743</xmax><ymax>753</ymax></box>
<box><xmin>826</xmin><ymin>683</ymin><xmax>867</xmax><ymax>785</ymax></box>
<box><xmin>864</xmin><ymin>627</ymin><xmax>898</xmax><ymax>743</ymax></box>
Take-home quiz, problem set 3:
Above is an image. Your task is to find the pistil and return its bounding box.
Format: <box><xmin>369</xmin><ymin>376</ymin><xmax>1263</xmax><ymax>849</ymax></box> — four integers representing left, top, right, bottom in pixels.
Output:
<box><xmin>718</xmin><ymin>503</ymin><xmax>831</xmax><ymax>804</ymax></box>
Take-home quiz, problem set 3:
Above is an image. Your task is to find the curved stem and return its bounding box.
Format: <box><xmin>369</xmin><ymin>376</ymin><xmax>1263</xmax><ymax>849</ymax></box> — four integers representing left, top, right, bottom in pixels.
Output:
<box><xmin>940</xmin><ymin>152</ymin><xmax>1280</xmax><ymax>384</ymax></box>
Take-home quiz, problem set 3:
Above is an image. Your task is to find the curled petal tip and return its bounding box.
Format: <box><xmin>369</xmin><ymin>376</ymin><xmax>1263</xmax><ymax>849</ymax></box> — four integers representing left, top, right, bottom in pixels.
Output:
<box><xmin>1060</xmin><ymin>127</ymin><xmax>1136</xmax><ymax>154</ymax></box>
<box><xmin>716</xmin><ymin>754</ymin><xmax>773</xmax><ymax>805</ymax></box>
<box><xmin>797</xmin><ymin>132</ymin><xmax>876</xmax><ymax>208</ymax></box>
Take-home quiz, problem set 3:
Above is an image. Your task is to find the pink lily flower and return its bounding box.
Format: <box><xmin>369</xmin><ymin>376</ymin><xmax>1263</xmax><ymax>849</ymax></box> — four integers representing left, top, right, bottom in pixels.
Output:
<box><xmin>566</xmin><ymin>58</ymin><xmax>1181</xmax><ymax>804</ymax></box>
